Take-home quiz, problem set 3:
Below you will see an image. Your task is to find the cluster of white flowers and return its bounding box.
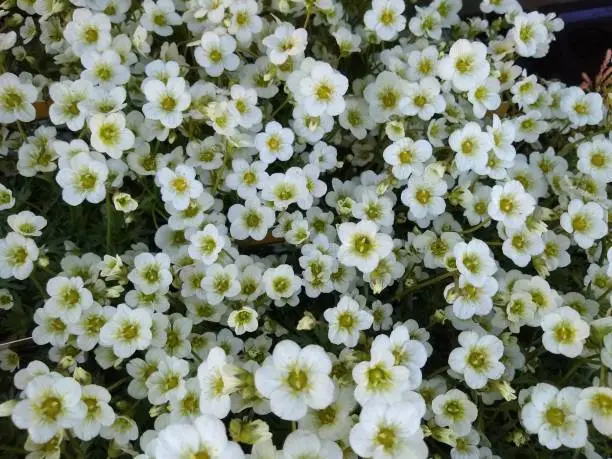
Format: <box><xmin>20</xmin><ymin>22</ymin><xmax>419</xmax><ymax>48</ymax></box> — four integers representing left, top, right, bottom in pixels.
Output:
<box><xmin>0</xmin><ymin>0</ymin><xmax>611</xmax><ymax>458</ymax></box>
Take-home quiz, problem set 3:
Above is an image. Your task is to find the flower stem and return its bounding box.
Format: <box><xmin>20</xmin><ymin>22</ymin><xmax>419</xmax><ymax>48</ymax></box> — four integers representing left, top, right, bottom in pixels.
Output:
<box><xmin>106</xmin><ymin>193</ymin><xmax>113</xmax><ymax>254</ymax></box>
<box><xmin>271</xmin><ymin>98</ymin><xmax>290</xmax><ymax>118</ymax></box>
<box><xmin>30</xmin><ymin>272</ymin><xmax>46</xmax><ymax>299</ymax></box>
<box><xmin>461</xmin><ymin>218</ymin><xmax>490</xmax><ymax>235</ymax></box>
<box><xmin>399</xmin><ymin>271</ymin><xmax>455</xmax><ymax>298</ymax></box>
<box><xmin>107</xmin><ymin>376</ymin><xmax>129</xmax><ymax>392</ymax></box>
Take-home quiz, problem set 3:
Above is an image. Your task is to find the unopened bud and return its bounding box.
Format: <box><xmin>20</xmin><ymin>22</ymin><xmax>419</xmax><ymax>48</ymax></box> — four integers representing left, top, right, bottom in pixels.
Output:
<box><xmin>297</xmin><ymin>311</ymin><xmax>316</xmax><ymax>330</ymax></box>
<box><xmin>532</xmin><ymin>256</ymin><xmax>550</xmax><ymax>278</ymax></box>
<box><xmin>0</xmin><ymin>400</ymin><xmax>17</xmax><ymax>417</ymax></box>
<box><xmin>113</xmin><ymin>192</ymin><xmax>138</xmax><ymax>213</ymax></box>
<box><xmin>491</xmin><ymin>380</ymin><xmax>517</xmax><ymax>401</ymax></box>
<box><xmin>385</xmin><ymin>121</ymin><xmax>405</xmax><ymax>141</ymax></box>
<box><xmin>506</xmin><ymin>429</ymin><xmax>528</xmax><ymax>446</ymax></box>
<box><xmin>37</xmin><ymin>255</ymin><xmax>49</xmax><ymax>268</ymax></box>
<box><xmin>149</xmin><ymin>404</ymin><xmax>169</xmax><ymax>418</ymax></box>
<box><xmin>230</xmin><ymin>419</ymin><xmax>272</xmax><ymax>445</ymax></box>
<box><xmin>431</xmin><ymin>309</ymin><xmax>448</xmax><ymax>325</ymax></box>
<box><xmin>448</xmin><ymin>187</ymin><xmax>467</xmax><ymax>206</ymax></box>
<box><xmin>73</xmin><ymin>367</ymin><xmax>92</xmax><ymax>385</ymax></box>
<box><xmin>58</xmin><ymin>356</ymin><xmax>75</xmax><ymax>370</ymax></box>
<box><xmin>106</xmin><ymin>285</ymin><xmax>125</xmax><ymax>299</ymax></box>
<box><xmin>429</xmin><ymin>425</ymin><xmax>457</xmax><ymax>446</ymax></box>
<box><xmin>425</xmin><ymin>161</ymin><xmax>446</xmax><ymax>179</ymax></box>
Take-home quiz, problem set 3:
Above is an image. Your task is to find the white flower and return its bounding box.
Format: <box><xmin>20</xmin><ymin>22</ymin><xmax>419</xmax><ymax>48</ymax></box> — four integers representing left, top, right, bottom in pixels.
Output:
<box><xmin>229</xmin><ymin>84</ymin><xmax>262</xmax><ymax>128</ymax></box>
<box><xmin>188</xmin><ymin>224</ymin><xmax>225</xmax><ymax>265</ymax></box>
<box><xmin>0</xmin><ymin>288</ymin><xmax>14</xmax><ymax>311</ymax></box>
<box><xmin>298</xmin><ymin>61</ymin><xmax>348</xmax><ymax>117</ymax></box>
<box><xmin>487</xmin><ymin>114</ymin><xmax>516</xmax><ymax>161</ymax></box>
<box><xmin>333</xmin><ymin>28</ymin><xmax>362</xmax><ymax>56</ymax></box>
<box><xmin>352</xmin><ymin>346</ymin><xmax>409</xmax><ymax>406</ymax></box>
<box><xmin>400</xmin><ymin>167</ymin><xmax>448</xmax><ymax>221</ymax></box>
<box><xmin>70</xmin><ymin>303</ymin><xmax>113</xmax><ymax>351</ymax></box>
<box><xmin>154</xmin><ymin>414</ymin><xmax>245</xmax><ymax>458</ymax></box>
<box><xmin>576</xmin><ymin>387</ymin><xmax>612</xmax><ymax>437</ymax></box>
<box><xmin>370</xmin><ymin>325</ymin><xmax>428</xmax><ymax>389</ymax></box>
<box><xmin>255</xmin><ymin>340</ymin><xmax>334</xmax><ymax>421</ymax></box>
<box><xmin>339</xmin><ymin>97</ymin><xmax>375</xmax><ymax>139</ymax></box>
<box><xmin>282</xmin><ymin>430</ymin><xmax>343</xmax><ymax>459</ymax></box>
<box><xmin>509</xmin><ymin>12</ymin><xmax>549</xmax><ymax>58</ymax></box>
<box><xmin>439</xmin><ymin>40</ymin><xmax>490</xmax><ymax>91</ymax></box>
<box><xmin>432</xmin><ymin>389</ymin><xmax>478</xmax><ymax>436</ymax></box>
<box><xmin>364</xmin><ymin>71</ymin><xmax>410</xmax><ymax>122</ymax></box>
<box><xmin>0</xmin><ymin>73</ymin><xmax>37</xmax><ymax>123</ymax></box>
<box><xmin>502</xmin><ymin>227</ymin><xmax>545</xmax><ymax>268</ymax></box>
<box><xmin>44</xmin><ymin>276</ymin><xmax>93</xmax><ymax>324</ymax></box>
<box><xmin>142</xmin><ymin>77</ymin><xmax>191</xmax><ymax>128</ymax></box>
<box><xmin>364</xmin><ymin>0</ymin><xmax>407</xmax><ymax>41</ymax></box>
<box><xmin>228</xmin><ymin>306</ymin><xmax>259</xmax><ymax>335</ymax></box>
<box><xmin>225</xmin><ymin>159</ymin><xmax>268</xmax><ymax>200</ymax></box>
<box><xmin>338</xmin><ymin>221</ymin><xmax>393</xmax><ymax>273</ymax></box>
<box><xmin>447</xmin><ymin>275</ymin><xmax>498</xmax><ymax>320</ymax></box>
<box><xmin>561</xmin><ymin>87</ymin><xmax>604</xmax><ymax>126</ymax></box>
<box><xmin>48</xmin><ymin>79</ymin><xmax>92</xmax><ymax>131</ymax></box>
<box><xmin>63</xmin><ymin>8</ymin><xmax>111</xmax><ymax>55</ymax></box>
<box><xmin>448</xmin><ymin>331</ymin><xmax>505</xmax><ymax>389</ymax></box>
<box><xmin>324</xmin><ymin>295</ymin><xmax>373</xmax><ymax>348</ymax></box>
<box><xmin>541</xmin><ymin>306</ymin><xmax>590</xmax><ymax>358</ymax></box>
<box><xmin>32</xmin><ymin>309</ymin><xmax>69</xmax><ymax>347</ymax></box>
<box><xmin>383</xmin><ymin>137</ymin><xmax>432</xmax><ymax>180</ymax></box>
<box><xmin>488</xmin><ymin>180</ymin><xmax>535</xmax><ymax>229</ymax></box>
<box><xmin>7</xmin><ymin>211</ymin><xmax>46</xmax><ymax>237</ymax></box>
<box><xmin>228</xmin><ymin>0</ymin><xmax>262</xmax><ymax>45</ymax></box>
<box><xmin>511</xmin><ymin>75</ymin><xmax>543</xmax><ymax>108</ymax></box>
<box><xmin>195</xmin><ymin>32</ymin><xmax>240</xmax><ymax>77</ymax></box>
<box><xmin>81</xmin><ymin>50</ymin><xmax>130</xmax><ymax>87</ymax></box>
<box><xmin>481</xmin><ymin>0</ymin><xmax>519</xmax><ymax>14</ymax></box>
<box><xmin>409</xmin><ymin>7</ymin><xmax>442</xmax><ymax>40</ymax></box>
<box><xmin>514</xmin><ymin>110</ymin><xmax>548</xmax><ymax>143</ymax></box>
<box><xmin>521</xmin><ymin>383</ymin><xmax>587</xmax><ymax>449</ymax></box>
<box><xmin>299</xmin><ymin>388</ymin><xmax>357</xmax><ymax>441</ymax></box>
<box><xmin>228</xmin><ymin>198</ymin><xmax>276</xmax><ymax>241</ymax></box>
<box><xmin>72</xmin><ymin>384</ymin><xmax>115</xmax><ymax>441</ymax></box>
<box><xmin>128</xmin><ymin>252</ymin><xmax>173</xmax><ymax>294</ymax></box>
<box><xmin>201</xmin><ymin>263</ymin><xmax>241</xmax><ymax>305</ymax></box>
<box><xmin>0</xmin><ymin>348</ymin><xmax>19</xmax><ymax>372</ymax></box>
<box><xmin>12</xmin><ymin>374</ymin><xmax>85</xmax><ymax>443</ymax></box>
<box><xmin>449</xmin><ymin>122</ymin><xmax>493</xmax><ymax>172</ymax></box>
<box><xmin>89</xmin><ymin>113</ymin><xmax>135</xmax><ymax>159</ymax></box>
<box><xmin>468</xmin><ymin>77</ymin><xmax>501</xmax><ymax>118</ymax></box>
<box><xmin>577</xmin><ymin>137</ymin><xmax>612</xmax><ymax>183</ymax></box>
<box><xmin>0</xmin><ymin>184</ymin><xmax>15</xmax><ymax>211</ymax></box>
<box><xmin>349</xmin><ymin>401</ymin><xmax>428</xmax><ymax>459</ymax></box>
<box><xmin>262</xmin><ymin>264</ymin><xmax>302</xmax><ymax>303</ymax></box>
<box><xmin>99</xmin><ymin>304</ymin><xmax>153</xmax><ymax>358</ymax></box>
<box><xmin>407</xmin><ymin>45</ymin><xmax>440</xmax><ymax>81</ymax></box>
<box><xmin>255</xmin><ymin>121</ymin><xmax>295</xmax><ymax>164</ymax></box>
<box><xmin>156</xmin><ymin>165</ymin><xmax>204</xmax><ymax>211</ymax></box>
<box><xmin>0</xmin><ymin>232</ymin><xmax>39</xmax><ymax>280</ymax></box>
<box><xmin>146</xmin><ymin>355</ymin><xmax>189</xmax><ymax>405</ymax></box>
<box><xmin>262</xmin><ymin>24</ymin><xmax>307</xmax><ymax>65</ymax></box>
<box><xmin>400</xmin><ymin>77</ymin><xmax>446</xmax><ymax>120</ymax></box>
<box><xmin>0</xmin><ymin>31</ymin><xmax>16</xmax><ymax>51</ymax></box>
<box><xmin>560</xmin><ymin>199</ymin><xmax>608</xmax><ymax>249</ymax></box>
<box><xmin>100</xmin><ymin>415</ymin><xmax>138</xmax><ymax>445</ymax></box>
<box><xmin>453</xmin><ymin>239</ymin><xmax>497</xmax><ymax>287</ymax></box>
<box><xmin>141</xmin><ymin>0</ymin><xmax>181</xmax><ymax>36</ymax></box>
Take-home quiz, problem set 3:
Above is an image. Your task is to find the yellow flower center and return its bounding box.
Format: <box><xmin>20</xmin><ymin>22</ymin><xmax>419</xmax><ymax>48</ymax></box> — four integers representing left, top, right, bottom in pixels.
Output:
<box><xmin>286</xmin><ymin>367</ymin><xmax>309</xmax><ymax>391</ymax></box>
<box><xmin>545</xmin><ymin>407</ymin><xmax>566</xmax><ymax>427</ymax></box>
<box><xmin>455</xmin><ymin>56</ymin><xmax>474</xmax><ymax>74</ymax></box>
